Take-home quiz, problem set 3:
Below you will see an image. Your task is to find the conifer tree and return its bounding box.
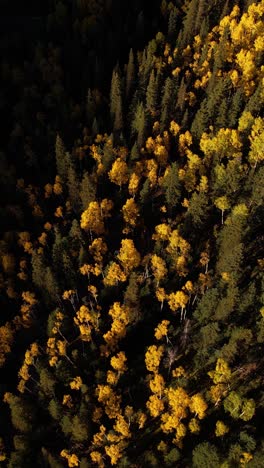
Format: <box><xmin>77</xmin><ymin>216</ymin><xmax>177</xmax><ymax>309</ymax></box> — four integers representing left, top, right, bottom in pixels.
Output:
<box><xmin>168</xmin><ymin>6</ymin><xmax>178</xmax><ymax>40</ymax></box>
<box><xmin>55</xmin><ymin>134</ymin><xmax>70</xmax><ymax>182</ymax></box>
<box><xmin>110</xmin><ymin>69</ymin><xmax>123</xmax><ymax>129</ymax></box>
<box><xmin>126</xmin><ymin>49</ymin><xmax>135</xmax><ymax>98</ymax></box>
<box><xmin>161</xmin><ymin>78</ymin><xmax>174</xmax><ymax>131</ymax></box>
<box><xmin>80</xmin><ymin>172</ymin><xmax>96</xmax><ymax>210</ymax></box>
<box><xmin>146</xmin><ymin>70</ymin><xmax>158</xmax><ymax>116</ymax></box>
<box><xmin>132</xmin><ymin>102</ymin><xmax>146</xmax><ymax>148</ymax></box>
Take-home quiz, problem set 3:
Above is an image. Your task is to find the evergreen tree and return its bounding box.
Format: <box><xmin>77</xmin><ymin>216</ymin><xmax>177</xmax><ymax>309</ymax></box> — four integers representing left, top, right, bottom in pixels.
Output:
<box><xmin>181</xmin><ymin>0</ymin><xmax>199</xmax><ymax>48</ymax></box>
<box><xmin>110</xmin><ymin>69</ymin><xmax>123</xmax><ymax>128</ymax></box>
<box><xmin>55</xmin><ymin>134</ymin><xmax>70</xmax><ymax>182</ymax></box>
<box><xmin>168</xmin><ymin>6</ymin><xmax>178</xmax><ymax>40</ymax></box>
<box><xmin>162</xmin><ymin>162</ymin><xmax>181</xmax><ymax>210</ymax></box>
<box><xmin>161</xmin><ymin>77</ymin><xmax>174</xmax><ymax>131</ymax></box>
<box><xmin>67</xmin><ymin>164</ymin><xmax>81</xmax><ymax>212</ymax></box>
<box><xmin>126</xmin><ymin>49</ymin><xmax>136</xmax><ymax>98</ymax></box>
<box><xmin>146</xmin><ymin>70</ymin><xmax>158</xmax><ymax>116</ymax></box>
<box><xmin>132</xmin><ymin>102</ymin><xmax>146</xmax><ymax>148</ymax></box>
<box><xmin>80</xmin><ymin>172</ymin><xmax>96</xmax><ymax>210</ymax></box>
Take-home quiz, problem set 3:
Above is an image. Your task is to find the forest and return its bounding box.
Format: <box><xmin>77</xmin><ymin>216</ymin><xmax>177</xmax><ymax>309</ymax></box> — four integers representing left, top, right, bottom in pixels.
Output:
<box><xmin>0</xmin><ymin>0</ymin><xmax>263</xmax><ymax>466</ymax></box>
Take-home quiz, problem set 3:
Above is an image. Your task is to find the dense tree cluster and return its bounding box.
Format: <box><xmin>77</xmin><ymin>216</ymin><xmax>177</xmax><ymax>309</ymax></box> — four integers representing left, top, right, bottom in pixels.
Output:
<box><xmin>0</xmin><ymin>0</ymin><xmax>264</xmax><ymax>466</ymax></box>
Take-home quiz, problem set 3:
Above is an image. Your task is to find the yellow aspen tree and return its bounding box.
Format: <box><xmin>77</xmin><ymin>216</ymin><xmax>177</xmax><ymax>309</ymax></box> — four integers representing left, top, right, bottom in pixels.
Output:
<box><xmin>17</xmin><ymin>343</ymin><xmax>40</xmax><ymax>393</ymax></box>
<box><xmin>208</xmin><ymin>358</ymin><xmax>232</xmax><ymax>405</ymax></box>
<box><xmin>80</xmin><ymin>201</ymin><xmax>104</xmax><ymax>235</ymax></box>
<box><xmin>53</xmin><ymin>175</ymin><xmax>63</xmax><ymax>195</ymax></box>
<box><xmin>189</xmin><ymin>418</ymin><xmax>200</xmax><ymax>434</ymax></box>
<box><xmin>146</xmin><ymin>394</ymin><xmax>165</xmax><ymax>417</ymax></box>
<box><xmin>19</xmin><ymin>291</ymin><xmax>38</xmax><ymax>328</ymax></box>
<box><xmin>151</xmin><ymin>254</ymin><xmax>168</xmax><ymax>286</ymax></box>
<box><xmin>38</xmin><ymin>232</ymin><xmax>47</xmax><ymax>246</ymax></box>
<box><xmin>214</xmin><ymin>196</ymin><xmax>230</xmax><ymax>224</ymax></box>
<box><xmin>248</xmin><ymin>117</ymin><xmax>264</xmax><ymax>169</ymax></box>
<box><xmin>108</xmin><ymin>158</ymin><xmax>129</xmax><ymax>188</ymax></box>
<box><xmin>200</xmin><ymin>128</ymin><xmax>242</xmax><ymax>162</ymax></box>
<box><xmin>167</xmin><ymin>291</ymin><xmax>189</xmax><ymax>320</ymax></box>
<box><xmin>149</xmin><ymin>373</ymin><xmax>165</xmax><ymax>398</ymax></box>
<box><xmin>199</xmin><ymin>251</ymin><xmax>210</xmax><ymax>273</ymax></box>
<box><xmin>145</xmin><ymin>345</ymin><xmax>164</xmax><ymax>373</ymax></box>
<box><xmin>89</xmin><ymin>237</ymin><xmax>108</xmax><ymax>265</ymax></box>
<box><xmin>110</xmin><ymin>351</ymin><xmax>127</xmax><ymax>375</ymax></box>
<box><xmin>189</xmin><ymin>394</ymin><xmax>208</xmax><ymax>419</ymax></box>
<box><xmin>105</xmin><ymin>444</ymin><xmax>123</xmax><ymax>465</ymax></box>
<box><xmin>103</xmin><ymin>262</ymin><xmax>127</xmax><ymax>286</ymax></box>
<box><xmin>156</xmin><ymin>287</ymin><xmax>167</xmax><ymax>310</ymax></box>
<box><xmin>170</xmin><ymin>120</ymin><xmax>180</xmax><ymax>136</ymax></box>
<box><xmin>69</xmin><ymin>376</ymin><xmax>82</xmax><ymax>390</ymax></box>
<box><xmin>178</xmin><ymin>131</ymin><xmax>192</xmax><ymax>156</ymax></box>
<box><xmin>60</xmin><ymin>450</ymin><xmax>79</xmax><ymax>467</ymax></box>
<box><xmin>117</xmin><ymin>239</ymin><xmax>141</xmax><ymax>273</ymax></box>
<box><xmin>128</xmin><ymin>172</ymin><xmax>140</xmax><ymax>197</ymax></box>
<box><xmin>100</xmin><ymin>198</ymin><xmax>114</xmax><ymax>219</ymax></box>
<box><xmin>62</xmin><ymin>289</ymin><xmax>76</xmax><ymax>308</ymax></box>
<box><xmin>136</xmin><ymin>411</ymin><xmax>147</xmax><ymax>429</ymax></box>
<box><xmin>74</xmin><ymin>305</ymin><xmax>92</xmax><ymax>341</ymax></box>
<box><xmin>90</xmin><ymin>451</ymin><xmax>104</xmax><ymax>467</ymax></box>
<box><xmin>96</xmin><ymin>384</ymin><xmax>121</xmax><ymax>419</ymax></box>
<box><xmin>152</xmin><ymin>223</ymin><xmax>172</xmax><ymax>242</ymax></box>
<box><xmin>114</xmin><ymin>415</ymin><xmax>131</xmax><ymax>438</ymax></box>
<box><xmin>154</xmin><ymin>143</ymin><xmax>168</xmax><ymax>166</ymax></box>
<box><xmin>154</xmin><ymin>320</ymin><xmax>170</xmax><ymax>341</ymax></box>
<box><xmin>122</xmin><ymin>198</ymin><xmax>139</xmax><ymax>232</ymax></box>
<box><xmin>146</xmin><ymin>158</ymin><xmax>158</xmax><ymax>187</ymax></box>
<box><xmin>102</xmin><ymin>303</ymin><xmax>131</xmax><ymax>355</ymax></box>
<box><xmin>215</xmin><ymin>420</ymin><xmax>229</xmax><ymax>437</ymax></box>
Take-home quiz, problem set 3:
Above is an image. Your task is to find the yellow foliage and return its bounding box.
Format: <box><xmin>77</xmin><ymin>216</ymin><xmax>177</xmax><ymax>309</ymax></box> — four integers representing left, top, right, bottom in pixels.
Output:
<box><xmin>109</xmin><ymin>158</ymin><xmax>129</xmax><ymax>187</ymax></box>
<box><xmin>90</xmin><ymin>451</ymin><xmax>104</xmax><ymax>466</ymax></box>
<box><xmin>107</xmin><ymin>370</ymin><xmax>119</xmax><ymax>386</ymax></box>
<box><xmin>145</xmin><ymin>345</ymin><xmax>164</xmax><ymax>373</ymax></box>
<box><xmin>103</xmin><ymin>262</ymin><xmax>127</xmax><ymax>286</ymax></box>
<box><xmin>151</xmin><ymin>254</ymin><xmax>168</xmax><ymax>284</ymax></box>
<box><xmin>189</xmin><ymin>394</ymin><xmax>208</xmax><ymax>419</ymax></box>
<box><xmin>54</xmin><ymin>206</ymin><xmax>63</xmax><ymax>218</ymax></box>
<box><xmin>80</xmin><ymin>201</ymin><xmax>104</xmax><ymax>234</ymax></box>
<box><xmin>172</xmin><ymin>366</ymin><xmax>186</xmax><ymax>378</ymax></box>
<box><xmin>114</xmin><ymin>414</ymin><xmax>131</xmax><ymax>438</ymax></box>
<box><xmin>105</xmin><ymin>444</ymin><xmax>122</xmax><ymax>465</ymax></box>
<box><xmin>208</xmin><ymin>358</ymin><xmax>232</xmax><ymax>385</ymax></box>
<box><xmin>215</xmin><ymin>420</ymin><xmax>229</xmax><ymax>437</ymax></box>
<box><xmin>167</xmin><ymin>290</ymin><xmax>189</xmax><ymax>312</ymax></box>
<box><xmin>152</xmin><ymin>223</ymin><xmax>172</xmax><ymax>241</ymax></box>
<box><xmin>117</xmin><ymin>239</ymin><xmax>141</xmax><ymax>273</ymax></box>
<box><xmin>154</xmin><ymin>320</ymin><xmax>170</xmax><ymax>340</ymax></box>
<box><xmin>110</xmin><ymin>351</ymin><xmax>127</xmax><ymax>373</ymax></box>
<box><xmin>122</xmin><ymin>198</ymin><xmax>139</xmax><ymax>228</ymax></box>
<box><xmin>62</xmin><ymin>394</ymin><xmax>73</xmax><ymax>408</ymax></box>
<box><xmin>69</xmin><ymin>376</ymin><xmax>82</xmax><ymax>390</ymax></box>
<box><xmin>60</xmin><ymin>450</ymin><xmax>79</xmax><ymax>467</ymax></box>
<box><xmin>240</xmin><ymin>452</ymin><xmax>253</xmax><ymax>466</ymax></box>
<box><xmin>89</xmin><ymin>237</ymin><xmax>107</xmax><ymax>264</ymax></box>
<box><xmin>249</xmin><ymin>117</ymin><xmax>264</xmax><ymax>167</ymax></box>
<box><xmin>128</xmin><ymin>172</ymin><xmax>140</xmax><ymax>196</ymax></box>
<box><xmin>189</xmin><ymin>418</ymin><xmax>200</xmax><ymax>433</ymax></box>
<box><xmin>149</xmin><ymin>373</ymin><xmax>165</xmax><ymax>395</ymax></box>
<box><xmin>146</xmin><ymin>394</ymin><xmax>165</xmax><ymax>417</ymax></box>
<box><xmin>137</xmin><ymin>411</ymin><xmax>147</xmax><ymax>429</ymax></box>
